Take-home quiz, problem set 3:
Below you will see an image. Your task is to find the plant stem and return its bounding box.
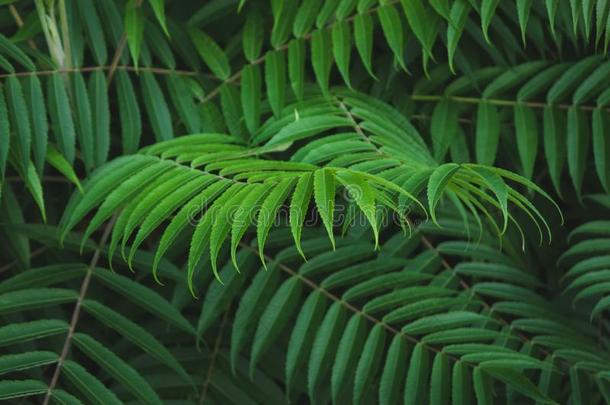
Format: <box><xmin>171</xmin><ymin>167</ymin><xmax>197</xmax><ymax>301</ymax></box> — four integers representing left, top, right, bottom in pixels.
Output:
<box><xmin>411</xmin><ymin>94</ymin><xmax>607</xmax><ymax>113</ymax></box>
<box><xmin>42</xmin><ymin>215</ymin><xmax>117</xmax><ymax>405</ymax></box>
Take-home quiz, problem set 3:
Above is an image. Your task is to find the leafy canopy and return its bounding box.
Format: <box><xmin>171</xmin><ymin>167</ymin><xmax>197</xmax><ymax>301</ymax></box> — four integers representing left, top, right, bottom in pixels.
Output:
<box><xmin>0</xmin><ymin>0</ymin><xmax>609</xmax><ymax>404</ymax></box>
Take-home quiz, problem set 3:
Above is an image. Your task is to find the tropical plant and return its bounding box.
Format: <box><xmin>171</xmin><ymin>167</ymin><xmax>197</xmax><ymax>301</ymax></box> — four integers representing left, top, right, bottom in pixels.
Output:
<box><xmin>1</xmin><ymin>0</ymin><xmax>610</xmax><ymax>404</ymax></box>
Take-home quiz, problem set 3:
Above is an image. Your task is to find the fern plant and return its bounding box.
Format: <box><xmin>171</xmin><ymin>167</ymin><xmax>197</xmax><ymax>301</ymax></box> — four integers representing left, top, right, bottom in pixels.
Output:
<box><xmin>1</xmin><ymin>0</ymin><xmax>610</xmax><ymax>404</ymax></box>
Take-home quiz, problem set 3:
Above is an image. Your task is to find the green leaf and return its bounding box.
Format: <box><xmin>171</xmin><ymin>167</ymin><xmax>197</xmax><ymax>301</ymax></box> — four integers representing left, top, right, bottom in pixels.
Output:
<box><xmin>266</xmin><ymin>115</ymin><xmax>352</xmax><ymax>147</ymax></box>
<box><xmin>516</xmin><ymin>0</ymin><xmax>533</xmax><ymax>46</ymax></box>
<box><xmin>71</xmin><ymin>72</ymin><xmax>94</xmax><ymax>171</ymax></box>
<box><xmin>250</xmin><ymin>278</ymin><xmax>302</xmax><ymax>376</ymax></box>
<box><xmin>257</xmin><ymin>177</ymin><xmax>297</xmax><ymax>265</ymax></box>
<box><xmin>293</xmin><ymin>0</ymin><xmax>322</xmax><ymax>37</ymax></box>
<box><xmin>308</xmin><ymin>302</ymin><xmax>347</xmax><ymax>400</ymax></box>
<box><xmin>0</xmin><ymin>264</ymin><xmax>84</xmax><ymax>294</ymax></box>
<box><xmin>566</xmin><ymin>106</ymin><xmax>589</xmax><ymax>199</ymax></box>
<box><xmin>288</xmin><ymin>39</ymin><xmax>306</xmax><ymax>100</ymax></box>
<box><xmin>378</xmin><ymin>4</ymin><xmax>406</xmax><ymax>70</ymax></box>
<box><xmin>0</xmin><ymin>319</ymin><xmax>68</xmax><ymax>347</ymax></box>
<box><xmin>316</xmin><ymin>0</ymin><xmax>340</xmax><ymax>27</ymax></box>
<box><xmin>241</xmin><ymin>64</ymin><xmax>262</xmax><ymax>134</ymax></box>
<box><xmin>73</xmin><ymin>333</ymin><xmax>162</xmax><ymax>405</ymax></box>
<box><xmin>430</xmin><ymin>353</ymin><xmax>450</xmax><ymax>405</ymax></box>
<box><xmin>593</xmin><ymin>108</ymin><xmax>610</xmax><ymax>193</ymax></box>
<box><xmin>514</xmin><ymin>105</ymin><xmax>538</xmax><ymax>180</ymax></box>
<box><xmin>46</xmin><ymin>146</ymin><xmax>82</xmax><ymax>192</ymax></box>
<box><xmin>231</xmin><ymin>265</ymin><xmax>280</xmax><ymax>372</ymax></box>
<box><xmin>115</xmin><ymin>71</ymin><xmax>141</xmax><ymax>154</ymax></box>
<box><xmin>311</xmin><ymin>28</ymin><xmax>333</xmax><ymax>95</ymax></box>
<box><xmin>473</xmin><ymin>366</ymin><xmax>494</xmax><ymax>404</ymax></box>
<box><xmin>336</xmin><ymin>0</ymin><xmax>357</xmax><ymax>20</ymax></box>
<box><xmin>6</xmin><ymin>75</ymin><xmax>31</xmax><ymax>172</ymax></box>
<box><xmin>243</xmin><ymin>9</ymin><xmax>263</xmax><ymax>62</ymax></box>
<box><xmin>452</xmin><ymin>361</ymin><xmax>473</xmax><ymax>405</ymax></box>
<box><xmin>148</xmin><ymin>0</ymin><xmax>168</xmax><ymax>35</ymax></box>
<box><xmin>19</xmin><ymin>161</ymin><xmax>45</xmax><ymax>221</ymax></box>
<box><xmin>220</xmin><ymin>83</ymin><xmax>246</xmax><ymax>140</ymax></box>
<box><xmin>0</xmin><ymin>379</ymin><xmax>47</xmax><ymax>401</ymax></box>
<box><xmin>403</xmin><ymin>311</ymin><xmax>489</xmax><ymax>335</ymax></box>
<box><xmin>230</xmin><ymin>184</ymin><xmax>271</xmax><ymax>268</ymax></box>
<box><xmin>187</xmin><ymin>182</ymin><xmax>241</xmax><ymax>286</ymax></box>
<box><xmin>47</xmin><ymin>73</ymin><xmax>76</xmax><ymax>164</ymax></box>
<box><xmin>264</xmin><ymin>50</ymin><xmax>286</xmax><ymax>117</ymax></box>
<box><xmin>400</xmin><ymin>0</ymin><xmax>439</xmax><ymax>58</ymax></box>
<box><xmin>447</xmin><ymin>0</ymin><xmax>471</xmax><ymax>73</ymax></box>
<box><xmin>166</xmin><ymin>73</ymin><xmax>201</xmax><ymax>133</ymax></box>
<box><xmin>430</xmin><ymin>0</ymin><xmax>450</xmax><ymax>19</ymax></box>
<box><xmin>542</xmin><ymin>106</ymin><xmax>566</xmax><ymax>196</ymax></box>
<box><xmin>427</xmin><ymin>163</ymin><xmax>461</xmax><ymax>226</ymax></box>
<box><xmin>331</xmin><ymin>314</ymin><xmax>366</xmax><ymax>403</ymax></box>
<box><xmin>23</xmin><ymin>75</ymin><xmax>47</xmax><ymax>174</ymax></box>
<box><xmin>285</xmin><ymin>291</ymin><xmax>326</xmax><ymax>393</ymax></box>
<box><xmin>189</xmin><ymin>27</ymin><xmax>231</xmax><ymax>80</ymax></box>
<box><xmin>379</xmin><ymin>335</ymin><xmax>409</xmax><ymax>405</ymax></box>
<box><xmin>62</xmin><ymin>360</ymin><xmax>121</xmax><ymax>405</ymax></box>
<box><xmin>480</xmin><ymin>0</ymin><xmax>500</xmax><ymax>43</ymax></box>
<box><xmin>545</xmin><ymin>0</ymin><xmax>559</xmax><ymax>38</ymax></box>
<box><xmin>431</xmin><ymin>98</ymin><xmax>459</xmax><ymax>161</ymax></box>
<box><xmin>141</xmin><ymin>72</ymin><xmax>173</xmax><ymax>141</ymax></box>
<box><xmin>404</xmin><ymin>343</ymin><xmax>430</xmax><ymax>404</ymax></box>
<box><xmin>337</xmin><ymin>171</ymin><xmax>379</xmax><ymax>246</ymax></box>
<box><xmin>89</xmin><ymin>71</ymin><xmax>109</xmax><ymax>167</ymax></box>
<box><xmin>475</xmin><ymin>101</ymin><xmax>500</xmax><ymax>166</ymax></box>
<box><xmin>0</xmin><ymin>87</ymin><xmax>8</xmax><ymax>179</ymax></box>
<box><xmin>354</xmin><ymin>13</ymin><xmax>375</xmax><ymax>78</ymax></box>
<box><xmin>314</xmin><ymin>168</ymin><xmax>336</xmax><ymax>248</ymax></box>
<box><xmin>332</xmin><ymin>20</ymin><xmax>352</xmax><ymax>87</ymax></box>
<box><xmin>78</xmin><ymin>0</ymin><xmax>107</xmax><ymax>64</ymax></box>
<box><xmin>51</xmin><ymin>388</ymin><xmax>82</xmax><ymax>405</ymax></box>
<box><xmin>568</xmin><ymin>0</ymin><xmax>581</xmax><ymax>35</ymax></box>
<box><xmin>470</xmin><ymin>166</ymin><xmax>510</xmax><ymax>234</ymax></box>
<box><xmin>353</xmin><ymin>324</ymin><xmax>386</xmax><ymax>404</ymax></box>
<box><xmin>595</xmin><ymin>0</ymin><xmax>610</xmax><ymax>48</ymax></box>
<box><xmin>209</xmin><ymin>185</ymin><xmax>255</xmax><ymax>273</ymax></box>
<box><xmin>0</xmin><ymin>351</ymin><xmax>57</xmax><ymax>375</ymax></box>
<box><xmin>270</xmin><ymin>0</ymin><xmax>298</xmax><ymax>47</ymax></box>
<box><xmin>0</xmin><ymin>288</ymin><xmax>76</xmax><ymax>315</ymax></box>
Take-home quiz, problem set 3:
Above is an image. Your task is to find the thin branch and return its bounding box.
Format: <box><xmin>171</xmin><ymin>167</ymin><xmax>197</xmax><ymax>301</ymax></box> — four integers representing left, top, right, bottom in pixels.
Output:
<box><xmin>0</xmin><ymin>65</ymin><xmax>198</xmax><ymax>79</ymax></box>
<box><xmin>5</xmin><ymin>175</ymin><xmax>72</xmax><ymax>183</ymax></box>
<box><xmin>42</xmin><ymin>215</ymin><xmax>117</xmax><ymax>405</ymax></box>
<box><xmin>199</xmin><ymin>304</ymin><xmax>231</xmax><ymax>404</ymax></box>
<box><xmin>0</xmin><ymin>247</ymin><xmax>48</xmax><ymax>274</ymax></box>
<box><xmin>106</xmin><ymin>0</ymin><xmax>142</xmax><ymax>84</ymax></box>
<box><xmin>106</xmin><ymin>35</ymin><xmax>128</xmax><ymax>84</ymax></box>
<box><xmin>8</xmin><ymin>4</ymin><xmax>37</xmax><ymax>50</ymax></box>
<box><xmin>411</xmin><ymin>94</ymin><xmax>608</xmax><ymax>113</ymax></box>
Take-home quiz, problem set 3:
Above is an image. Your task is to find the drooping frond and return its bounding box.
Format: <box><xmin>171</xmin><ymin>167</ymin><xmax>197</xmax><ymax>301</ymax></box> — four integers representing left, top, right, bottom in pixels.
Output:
<box><xmin>60</xmin><ymin>92</ymin><xmax>559</xmax><ymax>291</ymax></box>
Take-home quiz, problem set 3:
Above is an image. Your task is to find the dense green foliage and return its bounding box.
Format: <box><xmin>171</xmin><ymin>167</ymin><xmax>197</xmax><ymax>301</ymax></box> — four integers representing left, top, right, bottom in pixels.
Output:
<box><xmin>1</xmin><ymin>0</ymin><xmax>610</xmax><ymax>403</ymax></box>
